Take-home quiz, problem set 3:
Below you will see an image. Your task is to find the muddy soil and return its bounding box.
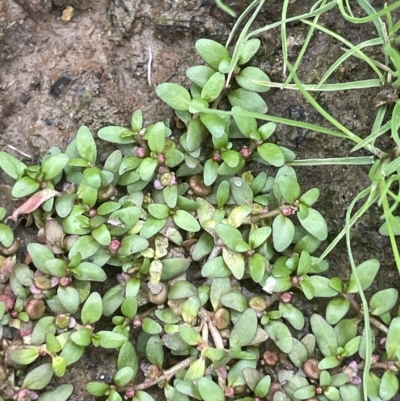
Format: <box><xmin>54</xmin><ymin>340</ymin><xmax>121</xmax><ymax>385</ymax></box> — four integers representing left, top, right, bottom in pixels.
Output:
<box><xmin>0</xmin><ymin>0</ymin><xmax>399</xmax><ymax>400</ymax></box>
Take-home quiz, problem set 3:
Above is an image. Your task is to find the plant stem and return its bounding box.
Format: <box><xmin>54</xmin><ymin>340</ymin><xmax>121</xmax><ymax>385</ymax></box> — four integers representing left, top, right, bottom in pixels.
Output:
<box><xmin>133</xmin><ymin>356</ymin><xmax>196</xmax><ymax>391</ymax></box>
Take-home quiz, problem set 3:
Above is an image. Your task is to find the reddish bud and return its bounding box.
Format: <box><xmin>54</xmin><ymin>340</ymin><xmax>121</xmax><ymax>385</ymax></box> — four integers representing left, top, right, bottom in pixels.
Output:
<box><xmin>109</xmin><ymin>238</ymin><xmax>121</xmax><ymax>255</ymax></box>
<box><xmin>136</xmin><ymin>147</ymin><xmax>145</xmax><ymax>158</ymax></box>
<box><xmin>224</xmin><ymin>387</ymin><xmax>235</xmax><ymax>397</ymax></box>
<box><xmin>125</xmin><ymin>388</ymin><xmax>135</xmax><ymax>398</ymax></box>
<box><xmin>280</xmin><ymin>292</ymin><xmax>292</xmax><ymax>303</ymax></box>
<box><xmin>212</xmin><ymin>152</ymin><xmax>221</xmax><ymax>161</ymax></box>
<box><xmin>157</xmin><ymin>154</ymin><xmax>166</xmax><ymax>163</ymax></box>
<box><xmin>263</xmin><ymin>351</ymin><xmax>278</xmax><ymax>366</ymax></box>
<box><xmin>240</xmin><ymin>147</ymin><xmax>251</xmax><ymax>158</ymax></box>
<box><xmin>89</xmin><ymin>209</ymin><xmax>97</xmax><ymax>217</ymax></box>
<box><xmin>281</xmin><ymin>207</ymin><xmax>292</xmax><ymax>216</ymax></box>
<box><xmin>59</xmin><ymin>277</ymin><xmax>71</xmax><ymax>287</ymax></box>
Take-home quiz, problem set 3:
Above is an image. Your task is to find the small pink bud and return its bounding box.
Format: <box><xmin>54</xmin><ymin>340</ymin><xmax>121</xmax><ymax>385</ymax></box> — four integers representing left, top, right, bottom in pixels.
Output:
<box><xmin>240</xmin><ymin>147</ymin><xmax>250</xmax><ymax>158</ymax></box>
<box><xmin>109</xmin><ymin>239</ymin><xmax>121</xmax><ymax>255</ymax></box>
<box><xmin>136</xmin><ymin>147</ymin><xmax>146</xmax><ymax>157</ymax></box>
<box><xmin>157</xmin><ymin>154</ymin><xmax>166</xmax><ymax>163</ymax></box>
<box><xmin>371</xmin><ymin>354</ymin><xmax>378</xmax><ymax>364</ymax></box>
<box><xmin>17</xmin><ymin>389</ymin><xmax>31</xmax><ymax>401</ymax></box>
<box><xmin>153</xmin><ymin>179</ymin><xmax>164</xmax><ymax>190</ymax></box>
<box><xmin>212</xmin><ymin>152</ymin><xmax>221</xmax><ymax>161</ymax></box>
<box><xmin>224</xmin><ymin>387</ymin><xmax>235</xmax><ymax>397</ymax></box>
<box><xmin>351</xmin><ymin>376</ymin><xmax>362</xmax><ymax>385</ymax></box>
<box><xmin>59</xmin><ymin>277</ymin><xmax>71</xmax><ymax>287</ymax></box>
<box><xmin>11</xmin><ymin>310</ymin><xmax>18</xmax><ymax>318</ymax></box>
<box><xmin>348</xmin><ymin>361</ymin><xmax>358</xmax><ymax>370</ymax></box>
<box><xmin>316</xmin><ymin>387</ymin><xmax>323</xmax><ymax>394</ymax></box>
<box><xmin>263</xmin><ymin>351</ymin><xmax>278</xmax><ymax>366</ymax></box>
<box><xmin>89</xmin><ymin>209</ymin><xmax>97</xmax><ymax>217</ymax></box>
<box><xmin>379</xmin><ymin>337</ymin><xmax>386</xmax><ymax>347</ymax></box>
<box><xmin>282</xmin><ymin>207</ymin><xmax>292</xmax><ymax>216</ymax></box>
<box><xmin>133</xmin><ymin>316</ymin><xmax>142</xmax><ymax>328</ymax></box>
<box><xmin>125</xmin><ymin>388</ymin><xmax>135</xmax><ymax>398</ymax></box>
<box><xmin>280</xmin><ymin>292</ymin><xmax>292</xmax><ymax>303</ymax></box>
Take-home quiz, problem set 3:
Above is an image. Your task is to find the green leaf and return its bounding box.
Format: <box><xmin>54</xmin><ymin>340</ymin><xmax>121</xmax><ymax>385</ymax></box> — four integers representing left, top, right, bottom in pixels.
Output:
<box><xmin>179</xmin><ymin>324</ymin><xmax>203</xmax><ymax>345</ymax></box>
<box><xmin>293</xmin><ymin>385</ymin><xmax>316</xmax><ymax>400</ymax></box>
<box><xmin>81</xmin><ymin>292</ymin><xmax>103</xmax><ymax>325</ymax></box>
<box><xmin>156</xmin><ymin>83</ymin><xmax>191</xmax><ymax>111</ymax></box>
<box><xmin>236</xmin><ymin>66</ymin><xmax>270</xmax><ymax>93</ymax></box>
<box><xmin>73</xmin><ymin>262</ymin><xmax>107</xmax><ymax>282</ymax></box>
<box><xmin>139</xmin><ymin>157</ymin><xmax>158</xmax><ymax>181</ymax></box>
<box><xmin>98</xmin><ymin>126</ymin><xmax>136</xmax><ymax>144</ymax></box>
<box><xmin>83</xmin><ymin>167</ymin><xmax>101</xmax><ymax>188</ymax></box>
<box><xmin>131</xmin><ymin>109</ymin><xmax>143</xmax><ymax>132</ymax></box>
<box><xmin>0</xmin><ymin>151</ymin><xmax>27</xmax><ymax>179</ymax></box>
<box><xmin>142</xmin><ymin>318</ymin><xmax>162</xmax><ymax>335</ymax></box>
<box><xmin>173</xmin><ymin>210</ymin><xmax>200</xmax><ymax>232</ymax></box>
<box><xmin>310</xmin><ymin>314</ymin><xmax>337</xmax><ymax>357</ymax></box>
<box><xmin>12</xmin><ymin>176</ymin><xmax>40</xmax><ymax>198</ymax></box>
<box><xmin>22</xmin><ymin>363</ymin><xmax>54</xmax><ymax>390</ymax></box>
<box><xmin>279</xmin><ymin>302</ymin><xmax>305</xmax><ymax>330</ymax></box>
<box><xmin>306</xmin><ymin>276</ymin><xmax>339</xmax><ymax>298</ymax></box>
<box><xmin>257</xmin><ymin>143</ymin><xmax>285</xmax><ymax>167</ymax></box>
<box><xmin>276</xmin><ymin>175</ymin><xmax>300</xmax><ymax>203</ymax></box>
<box><xmin>42</xmin><ymin>153</ymin><xmax>69</xmax><ymax>181</ymax></box>
<box><xmin>227</xmin><ymin>205</ymin><xmax>252</xmax><ymax>228</ymax></box>
<box><xmin>222</xmin><ymin>247</ymin><xmax>245</xmax><ymax>279</ymax></box>
<box><xmin>161</xmin><ymin>258</ymin><xmax>190</xmax><ymax>281</ymax></box>
<box><xmin>118</xmin><ymin>341</ymin><xmax>138</xmax><ymax>375</ymax></box>
<box><xmin>272</xmin><ymin>214</ymin><xmax>295</xmax><ymax>252</ymax></box>
<box><xmin>27</xmin><ymin>242</ymin><xmax>54</xmax><ymax>274</ymax></box>
<box><xmin>230</xmin><ymin>308</ymin><xmax>257</xmax><ymax>348</ymax></box>
<box><xmin>37</xmin><ymin>384</ymin><xmax>74</xmax><ymax>401</ymax></box>
<box><xmin>68</xmin><ymin>235</ymin><xmax>100</xmax><ymax>260</ymax></box>
<box><xmin>200</xmin><ymin>113</ymin><xmax>227</xmax><ymax>138</ymax></box>
<box><xmin>197</xmin><ymin>377</ymin><xmax>224</xmax><ymax>401</ymax></box>
<box><xmin>249</xmin><ymin>227</ymin><xmax>271</xmax><ymax>249</ymax></box>
<box><xmin>71</xmin><ymin>328</ymin><xmax>92</xmax><ymax>347</ymax></box>
<box><xmin>339</xmin><ymin>384</ymin><xmax>362</xmax><ymax>401</ymax></box>
<box><xmin>0</xmin><ymin>223</ymin><xmax>13</xmax><ymax>247</ymax></box>
<box><xmin>148</xmin><ymin>122</ymin><xmax>166</xmax><ymax>153</ymax></box>
<box><xmin>201</xmin><ymin>256</ymin><xmax>231</xmax><ymax>278</ymax></box>
<box><xmin>298</xmin><ymin>207</ymin><xmax>328</xmax><ymax>241</ymax></box>
<box><xmin>187</xmin><ymin>65</ymin><xmax>216</xmax><ymax>87</ymax></box>
<box><xmin>163</xmin><ymin>184</ymin><xmax>178</xmax><ymax>209</ymax></box>
<box><xmin>57</xmin><ymin>286</ymin><xmax>81</xmax><ymax>314</ymax></box>
<box><xmin>114</xmin><ymin>366</ymin><xmax>134</xmax><ymax>387</ymax></box>
<box><xmin>52</xmin><ymin>355</ymin><xmax>67</xmax><ymax>377</ymax></box>
<box><xmin>221</xmin><ymin>292</ymin><xmax>248</xmax><ymax>312</ymax></box>
<box><xmin>300</xmin><ymin>188</ymin><xmax>320</xmax><ymax>207</ymax></box>
<box><xmin>195</xmin><ymin>39</ymin><xmax>231</xmax><ymax>70</ymax></box>
<box><xmin>201</xmin><ymin>72</ymin><xmax>225</xmax><ymax>102</ymax></box>
<box><xmin>265</xmin><ymin>320</ymin><xmax>293</xmax><ymax>353</ymax></box>
<box><xmin>146</xmin><ymin>335</ymin><xmax>164</xmax><ymax>368</ymax></box>
<box><xmin>6</xmin><ymin>347</ymin><xmax>40</xmax><ymax>365</ymax></box>
<box><xmin>86</xmin><ymin>382</ymin><xmax>110</xmax><ymax>397</ymax></box>
<box><xmin>96</xmin><ymin>331</ymin><xmax>127</xmax><ymax>349</ymax></box>
<box><xmin>248</xmin><ymin>253</ymin><xmax>266</xmax><ymax>283</ymax></box>
<box><xmin>229</xmin><ymin>177</ymin><xmax>253</xmax><ymax>206</ymax></box>
<box><xmin>148</xmin><ymin>203</ymin><xmax>170</xmax><ymax>219</ymax></box>
<box><xmin>326</xmin><ymin>298</ymin><xmax>350</xmax><ymax>325</ymax></box>
<box><xmin>370</xmin><ymin>288</ymin><xmax>398</xmax><ymax>316</ymax></box>
<box><xmin>229</xmin><ymin>91</ymin><xmax>267</xmax><ymax>114</ymax></box>
<box><xmin>379</xmin><ymin>370</ymin><xmax>399</xmax><ymax>400</ymax></box>
<box><xmin>185</xmin><ymin>358</ymin><xmax>205</xmax><ymax>381</ymax></box>
<box><xmin>186</xmin><ymin>117</ymin><xmax>207</xmax><ymax>152</ymax></box>
<box><xmin>347</xmin><ymin>259</ymin><xmax>380</xmax><ymax>293</ymax></box>
<box><xmin>133</xmin><ymin>391</ymin><xmax>155</xmax><ymax>401</ymax></box>
<box><xmin>386</xmin><ymin>317</ymin><xmax>400</xmax><ymax>359</ymax></box>
<box><xmin>237</xmin><ymin>38</ymin><xmax>260</xmax><ymax>64</ymax></box>
<box><xmin>232</xmin><ymin>112</ymin><xmax>257</xmax><ymax>137</ymax></box>
<box><xmin>76</xmin><ymin>126</ymin><xmax>96</xmax><ymax>164</ymax></box>
<box><xmin>119</xmin><ymin>235</ymin><xmax>149</xmax><ymax>256</ymax></box>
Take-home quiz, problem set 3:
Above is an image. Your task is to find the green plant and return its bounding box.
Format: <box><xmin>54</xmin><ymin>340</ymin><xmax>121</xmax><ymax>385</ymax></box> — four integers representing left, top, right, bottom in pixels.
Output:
<box><xmin>1</xmin><ymin>1</ymin><xmax>400</xmax><ymax>401</ymax></box>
